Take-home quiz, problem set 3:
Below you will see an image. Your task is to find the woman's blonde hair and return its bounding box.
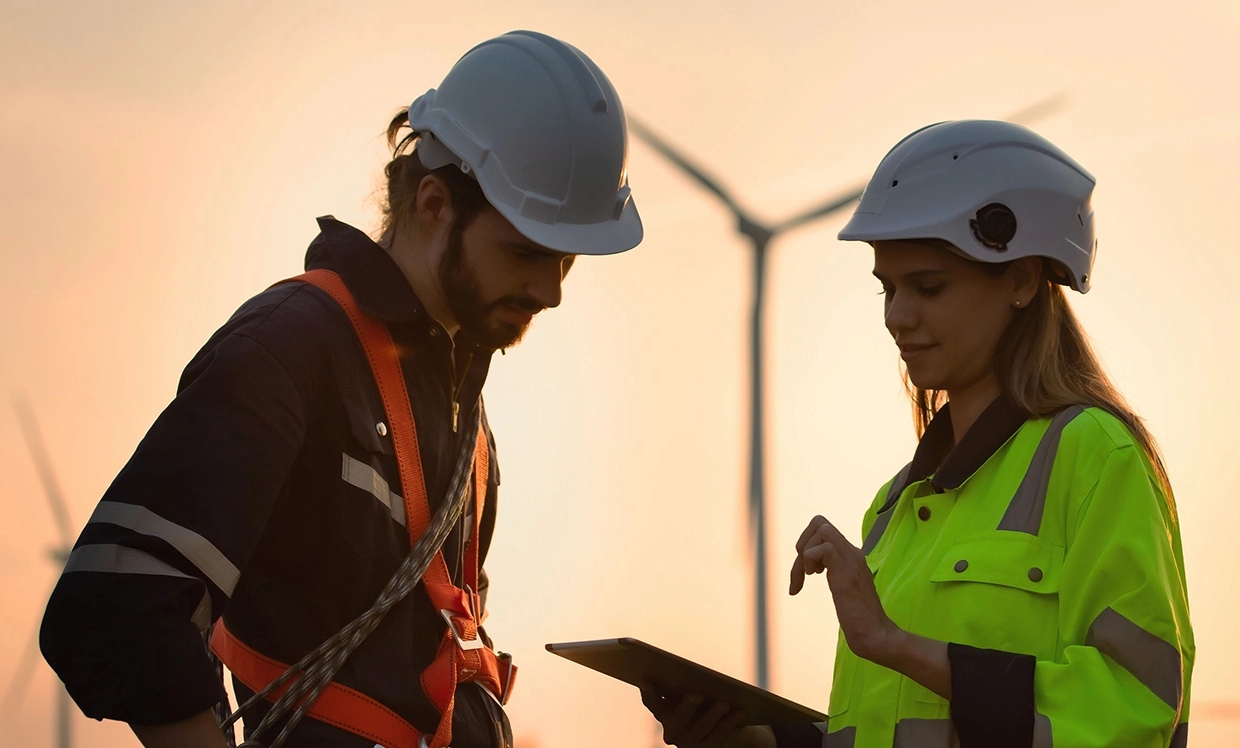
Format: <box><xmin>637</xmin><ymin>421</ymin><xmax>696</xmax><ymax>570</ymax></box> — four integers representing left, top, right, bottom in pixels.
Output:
<box><xmin>906</xmin><ymin>262</ymin><xmax>1176</xmax><ymax>514</ymax></box>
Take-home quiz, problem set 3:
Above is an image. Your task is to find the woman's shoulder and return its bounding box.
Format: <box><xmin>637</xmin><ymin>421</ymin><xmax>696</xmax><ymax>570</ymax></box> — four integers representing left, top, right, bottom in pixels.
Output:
<box><xmin>1058</xmin><ymin>405</ymin><xmax>1142</xmax><ymax>456</ymax></box>
<box><xmin>1055</xmin><ymin>405</ymin><xmax>1167</xmax><ymax>513</ymax></box>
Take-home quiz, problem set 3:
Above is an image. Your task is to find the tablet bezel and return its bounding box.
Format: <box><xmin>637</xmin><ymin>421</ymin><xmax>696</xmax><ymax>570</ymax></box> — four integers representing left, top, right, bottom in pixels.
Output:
<box><xmin>545</xmin><ymin>637</ymin><xmax>828</xmax><ymax>726</ymax></box>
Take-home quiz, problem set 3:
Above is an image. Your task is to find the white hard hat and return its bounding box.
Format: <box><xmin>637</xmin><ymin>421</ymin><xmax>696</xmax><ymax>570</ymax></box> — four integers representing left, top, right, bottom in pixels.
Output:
<box><xmin>408</xmin><ymin>30</ymin><xmax>642</xmax><ymax>256</ymax></box>
<box><xmin>839</xmin><ymin>120</ymin><xmax>1097</xmax><ymax>292</ymax></box>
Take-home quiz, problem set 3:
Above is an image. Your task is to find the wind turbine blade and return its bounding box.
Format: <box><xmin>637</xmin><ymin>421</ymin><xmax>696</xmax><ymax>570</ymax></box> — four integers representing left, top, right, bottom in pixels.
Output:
<box><xmin>1004</xmin><ymin>91</ymin><xmax>1071</xmax><ymax>127</ymax></box>
<box><xmin>629</xmin><ymin>117</ymin><xmax>748</xmax><ymax>217</ymax></box>
<box><xmin>2</xmin><ymin>621</ymin><xmax>43</xmax><ymax>713</ymax></box>
<box><xmin>773</xmin><ymin>184</ymin><xmax>867</xmax><ymax>234</ymax></box>
<box><xmin>11</xmin><ymin>394</ymin><xmax>75</xmax><ymax>549</ymax></box>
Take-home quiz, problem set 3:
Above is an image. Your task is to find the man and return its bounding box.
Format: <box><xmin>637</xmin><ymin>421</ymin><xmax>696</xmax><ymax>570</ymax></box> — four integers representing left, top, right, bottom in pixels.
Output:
<box><xmin>40</xmin><ymin>30</ymin><xmax>642</xmax><ymax>748</ymax></box>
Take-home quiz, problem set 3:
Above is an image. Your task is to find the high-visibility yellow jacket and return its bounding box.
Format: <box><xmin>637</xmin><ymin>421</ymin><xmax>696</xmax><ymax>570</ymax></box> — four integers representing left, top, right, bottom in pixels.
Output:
<box><xmin>823</xmin><ymin>401</ymin><xmax>1193</xmax><ymax>748</ymax></box>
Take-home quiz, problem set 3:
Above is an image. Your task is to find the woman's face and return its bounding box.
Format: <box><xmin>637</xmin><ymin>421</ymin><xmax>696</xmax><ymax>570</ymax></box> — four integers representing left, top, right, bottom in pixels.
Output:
<box><xmin>872</xmin><ymin>240</ymin><xmax>1034</xmax><ymax>393</ymax></box>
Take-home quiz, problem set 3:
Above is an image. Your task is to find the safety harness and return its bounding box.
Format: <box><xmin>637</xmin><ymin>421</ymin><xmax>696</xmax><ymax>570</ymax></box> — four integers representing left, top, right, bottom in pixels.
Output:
<box><xmin>210</xmin><ymin>269</ymin><xmax>516</xmax><ymax>748</ymax></box>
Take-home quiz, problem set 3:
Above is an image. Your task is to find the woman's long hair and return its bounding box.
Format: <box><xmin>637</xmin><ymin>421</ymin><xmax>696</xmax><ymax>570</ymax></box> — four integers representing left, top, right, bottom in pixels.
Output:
<box><xmin>906</xmin><ymin>262</ymin><xmax>1176</xmax><ymax>514</ymax></box>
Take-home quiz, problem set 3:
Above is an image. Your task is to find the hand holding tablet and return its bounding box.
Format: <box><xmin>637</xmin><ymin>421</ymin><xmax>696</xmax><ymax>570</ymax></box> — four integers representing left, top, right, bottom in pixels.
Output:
<box><xmin>545</xmin><ymin>637</ymin><xmax>827</xmax><ymax>728</ymax></box>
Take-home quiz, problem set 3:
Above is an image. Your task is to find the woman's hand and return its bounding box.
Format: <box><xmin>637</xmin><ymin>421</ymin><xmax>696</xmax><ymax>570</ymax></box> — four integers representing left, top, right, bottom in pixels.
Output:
<box><xmin>789</xmin><ymin>515</ymin><xmax>898</xmax><ymax>663</ymax></box>
<box><xmin>639</xmin><ymin>683</ymin><xmax>774</xmax><ymax>748</ymax></box>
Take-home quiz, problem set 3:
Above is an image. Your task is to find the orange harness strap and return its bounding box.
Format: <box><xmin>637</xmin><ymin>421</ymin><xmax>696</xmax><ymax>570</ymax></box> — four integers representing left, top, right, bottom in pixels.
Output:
<box><xmin>210</xmin><ymin>270</ymin><xmax>514</xmax><ymax>748</ymax></box>
<box><xmin>211</xmin><ymin>619</ymin><xmax>421</xmax><ymax>748</ymax></box>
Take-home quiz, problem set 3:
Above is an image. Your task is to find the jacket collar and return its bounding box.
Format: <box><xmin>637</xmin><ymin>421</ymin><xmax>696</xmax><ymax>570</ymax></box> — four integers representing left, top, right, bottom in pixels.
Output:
<box><xmin>305</xmin><ymin>216</ymin><xmax>429</xmax><ymax>325</ymax></box>
<box><xmin>304</xmin><ymin>216</ymin><xmax>492</xmax><ymax>353</ymax></box>
<box><xmin>906</xmin><ymin>396</ymin><xmax>1031</xmax><ymax>492</ymax></box>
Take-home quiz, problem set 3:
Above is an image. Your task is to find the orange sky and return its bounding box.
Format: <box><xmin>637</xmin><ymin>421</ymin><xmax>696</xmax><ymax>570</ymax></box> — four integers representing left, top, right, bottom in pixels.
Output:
<box><xmin>2</xmin><ymin>1</ymin><xmax>1239</xmax><ymax>745</ymax></box>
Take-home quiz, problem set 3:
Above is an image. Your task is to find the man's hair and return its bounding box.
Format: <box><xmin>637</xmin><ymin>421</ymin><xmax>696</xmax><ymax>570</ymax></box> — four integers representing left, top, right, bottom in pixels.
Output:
<box><xmin>379</xmin><ymin>109</ymin><xmax>490</xmax><ymax>242</ymax></box>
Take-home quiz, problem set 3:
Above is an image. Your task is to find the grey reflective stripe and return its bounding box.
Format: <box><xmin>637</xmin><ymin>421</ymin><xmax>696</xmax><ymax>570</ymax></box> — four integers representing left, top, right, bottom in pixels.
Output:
<box><xmin>1086</xmin><ymin>606</ymin><xmax>1182</xmax><ymax>710</ymax></box>
<box><xmin>823</xmin><ymin>725</ymin><xmax>855</xmax><ymax>748</ymax></box>
<box><xmin>65</xmin><ymin>543</ymin><xmax>194</xmax><ymax>579</ymax></box>
<box><xmin>65</xmin><ymin>544</ymin><xmax>213</xmax><ymax>632</ymax></box>
<box><xmin>190</xmin><ymin>590</ymin><xmax>212</xmax><ymax>632</ymax></box>
<box><xmin>342</xmin><ymin>453</ymin><xmax>406</xmax><ymax>527</ymax></box>
<box><xmin>892</xmin><ymin>718</ymin><xmax>959</xmax><ymax>748</ymax></box>
<box><xmin>811</xmin><ymin>721</ymin><xmax>829</xmax><ymax>736</ymax></box>
<box><xmin>88</xmin><ymin>501</ymin><xmax>240</xmax><ymax>595</ymax></box>
<box><xmin>1033</xmin><ymin>710</ymin><xmax>1053</xmax><ymax>748</ymax></box>
<box><xmin>1169</xmin><ymin>722</ymin><xmax>1188</xmax><ymax>748</ymax></box>
<box><xmin>863</xmin><ymin>462</ymin><xmax>912</xmax><ymax>556</ymax></box>
<box><xmin>998</xmin><ymin>405</ymin><xmax>1085</xmax><ymax>535</ymax></box>
<box><xmin>341</xmin><ymin>453</ymin><xmax>475</xmax><ymax>542</ymax></box>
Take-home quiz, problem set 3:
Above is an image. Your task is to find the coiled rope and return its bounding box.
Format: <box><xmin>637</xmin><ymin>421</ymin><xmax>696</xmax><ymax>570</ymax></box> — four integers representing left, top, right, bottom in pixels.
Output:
<box><xmin>215</xmin><ymin>411</ymin><xmax>482</xmax><ymax>748</ymax></box>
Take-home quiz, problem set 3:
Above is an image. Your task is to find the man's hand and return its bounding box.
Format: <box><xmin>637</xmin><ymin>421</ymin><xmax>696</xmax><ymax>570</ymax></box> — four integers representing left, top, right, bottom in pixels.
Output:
<box><xmin>638</xmin><ymin>682</ymin><xmax>774</xmax><ymax>748</ymax></box>
<box><xmin>789</xmin><ymin>515</ymin><xmax>897</xmax><ymax>663</ymax></box>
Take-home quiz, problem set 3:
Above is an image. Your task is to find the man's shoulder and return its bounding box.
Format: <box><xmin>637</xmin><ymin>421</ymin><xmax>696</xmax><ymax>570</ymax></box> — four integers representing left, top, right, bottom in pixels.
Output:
<box><xmin>184</xmin><ymin>279</ymin><xmax>356</xmax><ymax>385</ymax></box>
<box><xmin>222</xmin><ymin>279</ymin><xmax>350</xmax><ymax>346</ymax></box>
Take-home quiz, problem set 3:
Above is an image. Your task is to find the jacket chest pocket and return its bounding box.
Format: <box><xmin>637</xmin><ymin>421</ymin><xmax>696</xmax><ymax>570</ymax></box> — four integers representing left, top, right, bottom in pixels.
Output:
<box><xmin>925</xmin><ymin>532</ymin><xmax>1063</xmax><ymax>657</ymax></box>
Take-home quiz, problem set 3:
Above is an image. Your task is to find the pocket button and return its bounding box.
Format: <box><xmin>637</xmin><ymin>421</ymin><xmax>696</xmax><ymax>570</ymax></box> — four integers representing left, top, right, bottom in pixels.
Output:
<box><xmin>1028</xmin><ymin>567</ymin><xmax>1043</xmax><ymax>582</ymax></box>
<box><xmin>954</xmin><ymin>559</ymin><xmax>969</xmax><ymax>573</ymax></box>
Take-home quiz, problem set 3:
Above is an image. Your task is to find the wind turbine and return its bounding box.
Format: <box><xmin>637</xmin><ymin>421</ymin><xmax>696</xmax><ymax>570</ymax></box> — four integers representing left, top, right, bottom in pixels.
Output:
<box><xmin>5</xmin><ymin>394</ymin><xmax>76</xmax><ymax>748</ymax></box>
<box><xmin>631</xmin><ymin>94</ymin><xmax>1069</xmax><ymax>690</ymax></box>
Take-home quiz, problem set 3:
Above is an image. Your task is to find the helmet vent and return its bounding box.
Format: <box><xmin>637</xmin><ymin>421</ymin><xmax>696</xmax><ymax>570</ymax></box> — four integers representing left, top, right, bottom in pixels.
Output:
<box><xmin>970</xmin><ymin>202</ymin><xmax>1017</xmax><ymax>252</ymax></box>
<box><xmin>891</xmin><ymin>180</ymin><xmax>899</xmax><ymax>187</ymax></box>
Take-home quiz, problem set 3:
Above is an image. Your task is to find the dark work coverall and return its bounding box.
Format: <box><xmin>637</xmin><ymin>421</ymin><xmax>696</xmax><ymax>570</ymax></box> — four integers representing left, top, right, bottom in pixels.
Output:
<box><xmin>41</xmin><ymin>216</ymin><xmax>512</xmax><ymax>747</ymax></box>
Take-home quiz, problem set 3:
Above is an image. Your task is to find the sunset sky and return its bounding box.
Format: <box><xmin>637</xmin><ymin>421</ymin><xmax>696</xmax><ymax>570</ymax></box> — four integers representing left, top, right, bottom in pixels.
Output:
<box><xmin>3</xmin><ymin>1</ymin><xmax>1239</xmax><ymax>746</ymax></box>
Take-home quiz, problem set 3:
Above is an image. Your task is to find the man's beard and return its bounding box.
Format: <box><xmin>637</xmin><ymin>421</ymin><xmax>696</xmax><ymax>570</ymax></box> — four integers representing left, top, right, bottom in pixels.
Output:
<box><xmin>438</xmin><ymin>224</ymin><xmax>541</xmax><ymax>350</ymax></box>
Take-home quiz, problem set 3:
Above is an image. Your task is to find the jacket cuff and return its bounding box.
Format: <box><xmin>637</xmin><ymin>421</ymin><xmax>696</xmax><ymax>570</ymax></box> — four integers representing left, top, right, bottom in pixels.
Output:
<box><xmin>771</xmin><ymin>722</ymin><xmax>824</xmax><ymax>748</ymax></box>
<box><xmin>50</xmin><ymin>620</ymin><xmax>226</xmax><ymax>725</ymax></box>
<box><xmin>948</xmin><ymin>642</ymin><xmax>1036</xmax><ymax>747</ymax></box>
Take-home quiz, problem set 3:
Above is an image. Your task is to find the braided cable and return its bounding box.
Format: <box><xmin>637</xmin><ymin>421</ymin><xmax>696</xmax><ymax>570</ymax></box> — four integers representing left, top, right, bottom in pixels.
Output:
<box><xmin>222</xmin><ymin>412</ymin><xmax>482</xmax><ymax>748</ymax></box>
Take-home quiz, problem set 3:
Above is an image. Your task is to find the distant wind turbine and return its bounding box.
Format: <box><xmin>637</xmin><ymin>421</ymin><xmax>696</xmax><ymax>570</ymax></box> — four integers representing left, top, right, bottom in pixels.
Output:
<box><xmin>631</xmin><ymin>93</ymin><xmax>1070</xmax><ymax>690</ymax></box>
<box><xmin>5</xmin><ymin>394</ymin><xmax>77</xmax><ymax>748</ymax></box>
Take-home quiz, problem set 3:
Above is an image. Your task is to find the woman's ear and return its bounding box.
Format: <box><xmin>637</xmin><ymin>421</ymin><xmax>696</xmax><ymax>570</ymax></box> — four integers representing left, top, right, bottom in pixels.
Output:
<box><xmin>1010</xmin><ymin>256</ymin><xmax>1044</xmax><ymax>306</ymax></box>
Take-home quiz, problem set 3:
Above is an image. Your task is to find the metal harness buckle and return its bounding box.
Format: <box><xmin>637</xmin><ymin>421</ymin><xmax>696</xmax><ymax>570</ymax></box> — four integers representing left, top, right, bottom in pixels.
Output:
<box><xmin>499</xmin><ymin>651</ymin><xmax>515</xmax><ymax>704</ymax></box>
<box><xmin>440</xmin><ymin>609</ymin><xmax>485</xmax><ymax>651</ymax></box>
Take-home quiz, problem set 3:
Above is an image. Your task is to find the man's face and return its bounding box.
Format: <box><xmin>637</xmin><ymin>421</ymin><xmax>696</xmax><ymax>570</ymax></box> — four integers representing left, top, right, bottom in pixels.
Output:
<box><xmin>439</xmin><ymin>207</ymin><xmax>577</xmax><ymax>349</ymax></box>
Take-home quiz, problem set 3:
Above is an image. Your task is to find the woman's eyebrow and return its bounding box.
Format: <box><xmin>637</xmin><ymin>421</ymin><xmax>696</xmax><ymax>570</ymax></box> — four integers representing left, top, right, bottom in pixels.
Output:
<box><xmin>872</xmin><ymin>269</ymin><xmax>949</xmax><ymax>283</ymax></box>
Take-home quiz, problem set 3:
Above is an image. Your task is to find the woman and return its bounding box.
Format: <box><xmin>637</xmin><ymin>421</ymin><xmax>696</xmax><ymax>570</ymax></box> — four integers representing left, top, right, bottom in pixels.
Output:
<box><xmin>641</xmin><ymin>121</ymin><xmax>1193</xmax><ymax>748</ymax></box>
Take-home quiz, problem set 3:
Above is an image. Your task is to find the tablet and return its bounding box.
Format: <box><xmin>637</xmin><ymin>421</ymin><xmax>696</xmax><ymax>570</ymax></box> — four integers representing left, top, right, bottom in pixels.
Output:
<box><xmin>545</xmin><ymin>638</ymin><xmax>827</xmax><ymax>726</ymax></box>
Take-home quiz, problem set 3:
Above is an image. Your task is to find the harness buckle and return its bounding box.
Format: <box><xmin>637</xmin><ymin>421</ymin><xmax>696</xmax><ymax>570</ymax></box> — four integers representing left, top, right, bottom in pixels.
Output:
<box><xmin>440</xmin><ymin>609</ymin><xmax>485</xmax><ymax>651</ymax></box>
<box><xmin>499</xmin><ymin>651</ymin><xmax>516</xmax><ymax>704</ymax></box>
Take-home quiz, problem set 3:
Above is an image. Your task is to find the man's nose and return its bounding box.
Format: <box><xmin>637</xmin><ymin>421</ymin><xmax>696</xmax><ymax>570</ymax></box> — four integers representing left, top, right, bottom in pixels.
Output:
<box><xmin>526</xmin><ymin>262</ymin><xmax>564</xmax><ymax>310</ymax></box>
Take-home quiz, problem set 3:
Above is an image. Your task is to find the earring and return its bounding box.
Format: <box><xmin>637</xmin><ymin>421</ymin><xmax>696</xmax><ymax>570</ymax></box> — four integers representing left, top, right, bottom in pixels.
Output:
<box><xmin>1014</xmin><ymin>300</ymin><xmax>1023</xmax><ymax>308</ymax></box>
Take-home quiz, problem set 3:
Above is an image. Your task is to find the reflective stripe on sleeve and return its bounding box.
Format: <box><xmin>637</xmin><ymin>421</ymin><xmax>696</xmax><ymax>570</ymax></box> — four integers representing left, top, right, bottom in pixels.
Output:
<box><xmin>87</xmin><ymin>501</ymin><xmax>240</xmax><ymax>596</ymax></box>
<box><xmin>1033</xmin><ymin>710</ymin><xmax>1053</xmax><ymax>748</ymax></box>
<box><xmin>823</xmin><ymin>725</ymin><xmax>855</xmax><ymax>748</ymax></box>
<box><xmin>65</xmin><ymin>543</ymin><xmax>195</xmax><ymax>579</ymax></box>
<box><xmin>892</xmin><ymin>718</ymin><xmax>958</xmax><ymax>748</ymax></box>
<box><xmin>1086</xmin><ymin>606</ymin><xmax>1183</xmax><ymax>711</ymax></box>
<box><xmin>65</xmin><ymin>543</ymin><xmax>214</xmax><ymax>631</ymax></box>
<box><xmin>998</xmin><ymin>405</ymin><xmax>1085</xmax><ymax>535</ymax></box>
